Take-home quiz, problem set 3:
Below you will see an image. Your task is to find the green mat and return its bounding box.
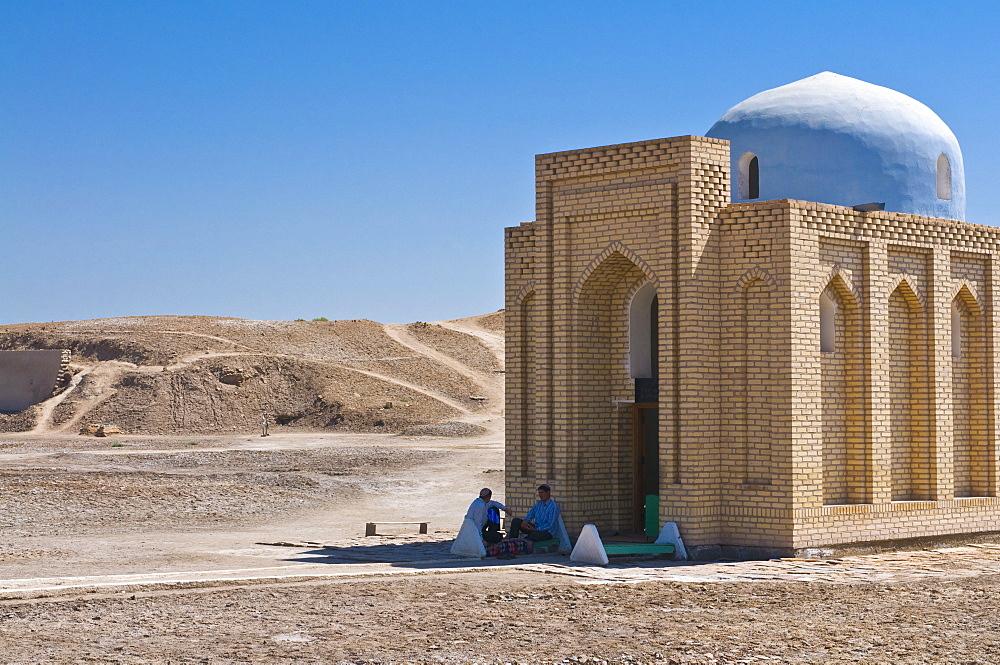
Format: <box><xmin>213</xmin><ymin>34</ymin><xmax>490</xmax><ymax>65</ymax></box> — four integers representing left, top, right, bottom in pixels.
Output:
<box><xmin>602</xmin><ymin>542</ymin><xmax>675</xmax><ymax>556</ymax></box>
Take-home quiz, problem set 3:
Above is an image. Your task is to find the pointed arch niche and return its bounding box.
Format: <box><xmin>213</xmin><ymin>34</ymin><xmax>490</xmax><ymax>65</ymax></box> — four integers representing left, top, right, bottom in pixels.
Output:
<box><xmin>738</xmin><ymin>275</ymin><xmax>777</xmax><ymax>484</ymax></box>
<box><xmin>514</xmin><ymin>290</ymin><xmax>537</xmax><ymax>478</ymax></box>
<box><xmin>887</xmin><ymin>279</ymin><xmax>933</xmax><ymax>501</ymax></box>
<box><xmin>576</xmin><ymin>251</ymin><xmax>665</xmax><ymax>531</ymax></box>
<box><xmin>951</xmin><ymin>285</ymin><xmax>991</xmax><ymax>497</ymax></box>
<box><xmin>820</xmin><ymin>275</ymin><xmax>868</xmax><ymax>504</ymax></box>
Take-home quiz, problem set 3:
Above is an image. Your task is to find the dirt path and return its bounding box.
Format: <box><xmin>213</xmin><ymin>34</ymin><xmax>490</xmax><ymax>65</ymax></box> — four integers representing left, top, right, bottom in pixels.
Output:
<box><xmin>436</xmin><ymin>315</ymin><xmax>505</xmax><ymax>371</ymax></box>
<box><xmin>46</xmin><ymin>362</ymin><xmax>128</xmax><ymax>433</ymax></box>
<box><xmin>383</xmin><ymin>324</ymin><xmax>496</xmax><ymax>395</ymax></box>
<box><xmin>383</xmin><ymin>323</ymin><xmax>503</xmax><ymax>431</ymax></box>
<box><xmin>59</xmin><ymin>328</ymin><xmax>256</xmax><ymax>352</ymax></box>
<box><xmin>343</xmin><ymin>365</ymin><xmax>475</xmax><ymax>416</ymax></box>
<box><xmin>30</xmin><ymin>365</ymin><xmax>94</xmax><ymax>434</ymax></box>
<box><xmin>164</xmin><ymin>349</ymin><xmax>270</xmax><ymax>370</ymax></box>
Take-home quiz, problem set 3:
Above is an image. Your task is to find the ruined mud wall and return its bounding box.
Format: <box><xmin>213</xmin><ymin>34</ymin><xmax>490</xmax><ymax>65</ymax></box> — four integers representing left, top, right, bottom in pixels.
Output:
<box><xmin>0</xmin><ymin>350</ymin><xmax>66</xmax><ymax>413</ymax></box>
<box><xmin>0</xmin><ymin>315</ymin><xmax>502</xmax><ymax>434</ymax></box>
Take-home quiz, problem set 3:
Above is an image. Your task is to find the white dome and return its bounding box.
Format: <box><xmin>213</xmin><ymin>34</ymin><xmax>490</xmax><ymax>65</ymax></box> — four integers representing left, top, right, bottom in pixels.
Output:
<box><xmin>706</xmin><ymin>72</ymin><xmax>965</xmax><ymax>220</ymax></box>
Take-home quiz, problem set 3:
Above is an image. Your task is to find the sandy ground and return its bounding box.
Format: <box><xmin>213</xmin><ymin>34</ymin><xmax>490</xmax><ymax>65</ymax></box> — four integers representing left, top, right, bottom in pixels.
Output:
<box><xmin>0</xmin><ymin>430</ymin><xmax>500</xmax><ymax>582</ymax></box>
<box><xmin>4</xmin><ymin>431</ymin><xmax>1000</xmax><ymax>664</ymax></box>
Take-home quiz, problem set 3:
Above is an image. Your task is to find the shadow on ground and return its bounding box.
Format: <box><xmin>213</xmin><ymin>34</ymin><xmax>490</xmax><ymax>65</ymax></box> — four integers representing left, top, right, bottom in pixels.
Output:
<box><xmin>283</xmin><ymin>540</ymin><xmax>454</xmax><ymax>565</ymax></box>
<box><xmin>272</xmin><ymin>539</ymin><xmax>698</xmax><ymax>571</ymax></box>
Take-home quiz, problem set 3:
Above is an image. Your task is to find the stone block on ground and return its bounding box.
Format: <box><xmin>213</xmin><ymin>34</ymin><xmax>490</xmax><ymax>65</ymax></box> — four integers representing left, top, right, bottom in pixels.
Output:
<box><xmin>450</xmin><ymin>518</ymin><xmax>486</xmax><ymax>558</ymax></box>
<box><xmin>570</xmin><ymin>524</ymin><xmax>609</xmax><ymax>566</ymax></box>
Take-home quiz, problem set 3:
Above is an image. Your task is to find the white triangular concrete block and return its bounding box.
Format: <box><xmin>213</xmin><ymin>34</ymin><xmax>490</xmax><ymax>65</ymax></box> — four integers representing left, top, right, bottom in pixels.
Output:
<box><xmin>569</xmin><ymin>524</ymin><xmax>608</xmax><ymax>565</ymax></box>
<box><xmin>654</xmin><ymin>521</ymin><xmax>688</xmax><ymax>560</ymax></box>
<box><xmin>451</xmin><ymin>518</ymin><xmax>487</xmax><ymax>558</ymax></box>
<box><xmin>556</xmin><ymin>515</ymin><xmax>571</xmax><ymax>554</ymax></box>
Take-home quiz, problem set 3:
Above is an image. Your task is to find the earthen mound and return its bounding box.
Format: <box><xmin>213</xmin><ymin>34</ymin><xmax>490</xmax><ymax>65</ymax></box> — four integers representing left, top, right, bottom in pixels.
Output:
<box><xmin>0</xmin><ymin>312</ymin><xmax>504</xmax><ymax>436</ymax></box>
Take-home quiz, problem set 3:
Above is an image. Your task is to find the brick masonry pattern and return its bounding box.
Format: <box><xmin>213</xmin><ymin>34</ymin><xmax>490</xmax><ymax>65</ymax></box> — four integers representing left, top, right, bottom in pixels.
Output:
<box><xmin>506</xmin><ymin>134</ymin><xmax>1000</xmax><ymax>553</ymax></box>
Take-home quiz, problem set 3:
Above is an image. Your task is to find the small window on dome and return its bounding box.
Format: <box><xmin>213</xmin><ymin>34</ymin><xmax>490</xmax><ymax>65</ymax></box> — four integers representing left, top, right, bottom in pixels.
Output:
<box><xmin>937</xmin><ymin>153</ymin><xmax>952</xmax><ymax>200</ymax></box>
<box><xmin>738</xmin><ymin>152</ymin><xmax>760</xmax><ymax>200</ymax></box>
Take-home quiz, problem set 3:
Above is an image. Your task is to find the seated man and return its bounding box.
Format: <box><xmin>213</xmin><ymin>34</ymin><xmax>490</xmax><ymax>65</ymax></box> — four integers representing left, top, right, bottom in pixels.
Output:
<box><xmin>464</xmin><ymin>487</ymin><xmax>512</xmax><ymax>544</ymax></box>
<box><xmin>508</xmin><ymin>484</ymin><xmax>559</xmax><ymax>542</ymax></box>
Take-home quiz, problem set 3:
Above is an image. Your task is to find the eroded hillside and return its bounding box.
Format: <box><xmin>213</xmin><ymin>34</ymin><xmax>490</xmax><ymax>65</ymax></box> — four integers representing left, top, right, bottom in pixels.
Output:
<box><xmin>0</xmin><ymin>311</ymin><xmax>504</xmax><ymax>436</ymax></box>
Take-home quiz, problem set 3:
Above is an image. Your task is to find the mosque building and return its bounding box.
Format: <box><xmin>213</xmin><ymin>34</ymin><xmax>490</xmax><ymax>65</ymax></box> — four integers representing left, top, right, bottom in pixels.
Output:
<box><xmin>504</xmin><ymin>72</ymin><xmax>1000</xmax><ymax>558</ymax></box>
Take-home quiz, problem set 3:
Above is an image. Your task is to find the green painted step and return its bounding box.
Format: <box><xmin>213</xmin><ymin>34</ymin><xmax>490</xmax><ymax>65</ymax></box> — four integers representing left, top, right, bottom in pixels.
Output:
<box><xmin>645</xmin><ymin>494</ymin><xmax>659</xmax><ymax>538</ymax></box>
<box><xmin>602</xmin><ymin>542</ymin><xmax>676</xmax><ymax>556</ymax></box>
<box><xmin>532</xmin><ymin>539</ymin><xmax>560</xmax><ymax>553</ymax></box>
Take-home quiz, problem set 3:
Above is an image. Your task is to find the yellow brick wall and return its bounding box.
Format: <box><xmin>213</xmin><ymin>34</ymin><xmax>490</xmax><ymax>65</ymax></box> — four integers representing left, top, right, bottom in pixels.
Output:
<box><xmin>791</xmin><ymin>205</ymin><xmax>1000</xmax><ymax>549</ymax></box>
<box><xmin>507</xmin><ymin>135</ymin><xmax>1000</xmax><ymax>555</ymax></box>
<box><xmin>817</xmin><ymin>239</ymin><xmax>867</xmax><ymax>505</ymax></box>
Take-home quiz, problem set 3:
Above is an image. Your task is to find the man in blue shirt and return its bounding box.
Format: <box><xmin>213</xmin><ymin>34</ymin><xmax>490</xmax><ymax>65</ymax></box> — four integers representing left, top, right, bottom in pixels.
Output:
<box><xmin>464</xmin><ymin>487</ymin><xmax>512</xmax><ymax>544</ymax></box>
<box><xmin>508</xmin><ymin>484</ymin><xmax>559</xmax><ymax>542</ymax></box>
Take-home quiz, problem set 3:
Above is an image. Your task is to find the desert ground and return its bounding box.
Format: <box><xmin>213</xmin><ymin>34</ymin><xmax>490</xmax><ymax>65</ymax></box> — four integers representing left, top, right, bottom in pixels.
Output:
<box><xmin>3</xmin><ymin>314</ymin><xmax>1000</xmax><ymax>663</ymax></box>
<box><xmin>3</xmin><ymin>429</ymin><xmax>1000</xmax><ymax>664</ymax></box>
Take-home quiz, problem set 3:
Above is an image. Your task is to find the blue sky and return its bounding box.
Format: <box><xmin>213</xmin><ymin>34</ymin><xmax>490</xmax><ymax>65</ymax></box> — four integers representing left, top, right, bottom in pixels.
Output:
<box><xmin>2</xmin><ymin>1</ymin><xmax>998</xmax><ymax>324</ymax></box>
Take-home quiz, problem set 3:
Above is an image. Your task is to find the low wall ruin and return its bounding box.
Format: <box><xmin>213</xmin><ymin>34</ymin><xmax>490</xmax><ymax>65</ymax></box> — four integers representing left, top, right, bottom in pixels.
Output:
<box><xmin>0</xmin><ymin>350</ymin><xmax>69</xmax><ymax>413</ymax></box>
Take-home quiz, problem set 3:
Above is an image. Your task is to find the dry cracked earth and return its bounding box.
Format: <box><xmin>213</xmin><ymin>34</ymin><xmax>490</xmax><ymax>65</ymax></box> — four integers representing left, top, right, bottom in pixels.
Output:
<box><xmin>2</xmin><ymin>430</ymin><xmax>1000</xmax><ymax>664</ymax></box>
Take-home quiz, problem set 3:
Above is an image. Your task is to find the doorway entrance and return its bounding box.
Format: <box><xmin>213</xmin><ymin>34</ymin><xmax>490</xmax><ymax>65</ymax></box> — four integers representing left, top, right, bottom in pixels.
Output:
<box><xmin>632</xmin><ymin>404</ymin><xmax>659</xmax><ymax>535</ymax></box>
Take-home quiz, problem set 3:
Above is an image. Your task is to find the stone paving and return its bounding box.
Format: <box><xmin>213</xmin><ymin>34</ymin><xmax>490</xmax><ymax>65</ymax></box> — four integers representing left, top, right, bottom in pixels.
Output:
<box><xmin>5</xmin><ymin>536</ymin><xmax>1000</xmax><ymax>601</ymax></box>
<box><xmin>520</xmin><ymin>542</ymin><xmax>1000</xmax><ymax>585</ymax></box>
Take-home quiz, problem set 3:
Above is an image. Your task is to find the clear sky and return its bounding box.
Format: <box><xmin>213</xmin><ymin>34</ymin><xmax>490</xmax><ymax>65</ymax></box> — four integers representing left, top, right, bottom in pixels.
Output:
<box><xmin>3</xmin><ymin>1</ymin><xmax>998</xmax><ymax>324</ymax></box>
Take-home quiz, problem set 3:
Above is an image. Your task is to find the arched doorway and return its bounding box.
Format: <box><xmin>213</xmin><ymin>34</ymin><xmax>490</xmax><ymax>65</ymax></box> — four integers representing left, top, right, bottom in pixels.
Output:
<box><xmin>576</xmin><ymin>253</ymin><xmax>658</xmax><ymax>533</ymax></box>
<box><xmin>629</xmin><ymin>281</ymin><xmax>659</xmax><ymax>534</ymax></box>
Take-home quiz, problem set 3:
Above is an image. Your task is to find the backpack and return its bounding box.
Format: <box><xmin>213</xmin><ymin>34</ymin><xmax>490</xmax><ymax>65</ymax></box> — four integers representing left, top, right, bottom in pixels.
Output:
<box><xmin>486</xmin><ymin>506</ymin><xmax>501</xmax><ymax>526</ymax></box>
